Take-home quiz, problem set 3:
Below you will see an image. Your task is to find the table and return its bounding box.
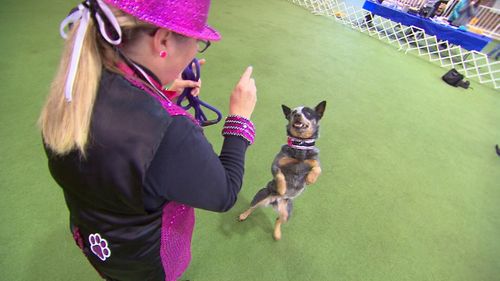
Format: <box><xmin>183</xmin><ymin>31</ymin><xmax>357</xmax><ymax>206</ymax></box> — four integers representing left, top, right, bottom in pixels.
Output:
<box><xmin>362</xmin><ymin>0</ymin><xmax>492</xmax><ymax>51</ymax></box>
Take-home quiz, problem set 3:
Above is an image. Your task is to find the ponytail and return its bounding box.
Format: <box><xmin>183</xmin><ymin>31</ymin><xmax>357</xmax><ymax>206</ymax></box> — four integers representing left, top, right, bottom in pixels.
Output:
<box><xmin>39</xmin><ymin>19</ymin><xmax>102</xmax><ymax>156</ymax></box>
<box><xmin>39</xmin><ymin>5</ymin><xmax>155</xmax><ymax>156</ymax></box>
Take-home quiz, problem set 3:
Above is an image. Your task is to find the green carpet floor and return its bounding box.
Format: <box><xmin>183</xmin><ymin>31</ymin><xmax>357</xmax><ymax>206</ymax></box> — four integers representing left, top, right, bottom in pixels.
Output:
<box><xmin>1</xmin><ymin>0</ymin><xmax>499</xmax><ymax>280</ymax></box>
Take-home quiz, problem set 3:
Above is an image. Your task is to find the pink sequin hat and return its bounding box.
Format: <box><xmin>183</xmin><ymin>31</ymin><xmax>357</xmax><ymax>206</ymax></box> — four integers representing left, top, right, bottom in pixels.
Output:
<box><xmin>104</xmin><ymin>0</ymin><xmax>221</xmax><ymax>41</ymax></box>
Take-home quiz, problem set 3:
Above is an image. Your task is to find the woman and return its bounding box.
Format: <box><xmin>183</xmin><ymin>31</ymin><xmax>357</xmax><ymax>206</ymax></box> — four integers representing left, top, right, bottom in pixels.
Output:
<box><xmin>38</xmin><ymin>0</ymin><xmax>257</xmax><ymax>280</ymax></box>
<box><xmin>448</xmin><ymin>0</ymin><xmax>481</xmax><ymax>27</ymax></box>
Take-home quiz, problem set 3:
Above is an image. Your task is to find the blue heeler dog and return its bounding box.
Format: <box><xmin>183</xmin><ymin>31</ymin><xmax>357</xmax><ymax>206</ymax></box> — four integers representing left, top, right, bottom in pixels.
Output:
<box><xmin>238</xmin><ymin>101</ymin><xmax>326</xmax><ymax>240</ymax></box>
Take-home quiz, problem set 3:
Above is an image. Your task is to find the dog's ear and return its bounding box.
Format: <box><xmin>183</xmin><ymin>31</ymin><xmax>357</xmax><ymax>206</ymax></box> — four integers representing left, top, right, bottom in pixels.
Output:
<box><xmin>315</xmin><ymin>101</ymin><xmax>326</xmax><ymax>120</ymax></box>
<box><xmin>282</xmin><ymin>105</ymin><xmax>291</xmax><ymax>119</ymax></box>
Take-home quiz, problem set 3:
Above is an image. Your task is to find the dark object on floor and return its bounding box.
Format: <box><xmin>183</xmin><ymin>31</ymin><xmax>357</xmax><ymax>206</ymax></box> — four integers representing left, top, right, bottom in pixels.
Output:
<box><xmin>442</xmin><ymin>68</ymin><xmax>470</xmax><ymax>89</ymax></box>
<box><xmin>496</xmin><ymin>145</ymin><xmax>500</xmax><ymax>156</ymax></box>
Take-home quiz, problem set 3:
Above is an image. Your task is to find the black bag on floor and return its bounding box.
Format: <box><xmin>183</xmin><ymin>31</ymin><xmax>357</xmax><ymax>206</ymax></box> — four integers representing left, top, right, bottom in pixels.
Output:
<box><xmin>442</xmin><ymin>68</ymin><xmax>470</xmax><ymax>89</ymax></box>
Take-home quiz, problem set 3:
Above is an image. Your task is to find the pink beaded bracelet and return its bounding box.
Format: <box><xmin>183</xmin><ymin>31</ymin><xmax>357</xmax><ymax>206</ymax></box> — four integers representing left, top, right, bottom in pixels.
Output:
<box><xmin>222</xmin><ymin>115</ymin><xmax>256</xmax><ymax>145</ymax></box>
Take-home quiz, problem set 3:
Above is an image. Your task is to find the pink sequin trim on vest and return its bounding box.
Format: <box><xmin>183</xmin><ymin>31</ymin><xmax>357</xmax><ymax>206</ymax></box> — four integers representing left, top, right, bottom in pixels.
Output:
<box><xmin>160</xmin><ymin>202</ymin><xmax>195</xmax><ymax>281</ymax></box>
<box><xmin>117</xmin><ymin>62</ymin><xmax>197</xmax><ymax>281</ymax></box>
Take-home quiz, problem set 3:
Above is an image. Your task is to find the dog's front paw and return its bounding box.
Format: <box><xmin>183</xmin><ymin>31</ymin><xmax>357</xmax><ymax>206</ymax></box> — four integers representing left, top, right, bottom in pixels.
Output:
<box><xmin>306</xmin><ymin>173</ymin><xmax>318</xmax><ymax>185</ymax></box>
<box><xmin>306</xmin><ymin>167</ymin><xmax>321</xmax><ymax>185</ymax></box>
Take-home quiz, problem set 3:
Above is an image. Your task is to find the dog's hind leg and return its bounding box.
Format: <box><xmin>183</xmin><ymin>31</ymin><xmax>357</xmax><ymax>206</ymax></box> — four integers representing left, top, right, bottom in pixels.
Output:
<box><xmin>238</xmin><ymin>187</ymin><xmax>273</xmax><ymax>221</ymax></box>
<box><xmin>275</xmin><ymin>169</ymin><xmax>287</xmax><ymax>195</ymax></box>
<box><xmin>275</xmin><ymin>157</ymin><xmax>299</xmax><ymax>195</ymax></box>
<box><xmin>273</xmin><ymin>199</ymin><xmax>290</xmax><ymax>241</ymax></box>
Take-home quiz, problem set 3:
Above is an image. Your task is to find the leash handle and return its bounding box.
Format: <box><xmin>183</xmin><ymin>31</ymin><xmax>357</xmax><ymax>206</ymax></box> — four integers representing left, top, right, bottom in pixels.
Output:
<box><xmin>177</xmin><ymin>58</ymin><xmax>222</xmax><ymax>126</ymax></box>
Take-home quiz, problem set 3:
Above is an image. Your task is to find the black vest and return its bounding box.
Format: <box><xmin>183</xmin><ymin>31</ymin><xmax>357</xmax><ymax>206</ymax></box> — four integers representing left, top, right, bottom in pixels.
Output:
<box><xmin>45</xmin><ymin>70</ymin><xmax>173</xmax><ymax>280</ymax></box>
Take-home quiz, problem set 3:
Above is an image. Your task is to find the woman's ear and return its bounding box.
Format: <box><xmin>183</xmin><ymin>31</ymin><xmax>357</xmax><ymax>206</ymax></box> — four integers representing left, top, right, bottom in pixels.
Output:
<box><xmin>152</xmin><ymin>29</ymin><xmax>171</xmax><ymax>54</ymax></box>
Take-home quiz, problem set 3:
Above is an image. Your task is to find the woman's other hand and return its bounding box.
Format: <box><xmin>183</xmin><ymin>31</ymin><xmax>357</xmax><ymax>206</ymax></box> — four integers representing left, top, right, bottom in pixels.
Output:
<box><xmin>229</xmin><ymin>66</ymin><xmax>257</xmax><ymax>119</ymax></box>
<box><xmin>168</xmin><ymin>59</ymin><xmax>206</xmax><ymax>97</ymax></box>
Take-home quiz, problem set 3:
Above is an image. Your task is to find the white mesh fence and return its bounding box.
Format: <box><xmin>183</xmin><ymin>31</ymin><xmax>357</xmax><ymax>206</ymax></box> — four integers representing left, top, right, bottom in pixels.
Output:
<box><xmin>289</xmin><ymin>0</ymin><xmax>500</xmax><ymax>89</ymax></box>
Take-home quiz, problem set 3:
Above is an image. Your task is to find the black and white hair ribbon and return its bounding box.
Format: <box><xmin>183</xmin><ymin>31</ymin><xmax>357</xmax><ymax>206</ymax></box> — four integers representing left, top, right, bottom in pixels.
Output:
<box><xmin>59</xmin><ymin>0</ymin><xmax>122</xmax><ymax>102</ymax></box>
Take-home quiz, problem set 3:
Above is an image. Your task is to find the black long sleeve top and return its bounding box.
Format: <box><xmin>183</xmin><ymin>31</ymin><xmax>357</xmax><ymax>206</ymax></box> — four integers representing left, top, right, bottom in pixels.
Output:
<box><xmin>46</xmin><ymin>69</ymin><xmax>249</xmax><ymax>214</ymax></box>
<box><xmin>144</xmin><ymin>114</ymin><xmax>248</xmax><ymax>212</ymax></box>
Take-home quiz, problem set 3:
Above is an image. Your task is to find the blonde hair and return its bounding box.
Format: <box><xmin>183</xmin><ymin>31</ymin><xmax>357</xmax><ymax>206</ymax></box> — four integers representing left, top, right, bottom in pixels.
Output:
<box><xmin>38</xmin><ymin>8</ymin><xmax>155</xmax><ymax>156</ymax></box>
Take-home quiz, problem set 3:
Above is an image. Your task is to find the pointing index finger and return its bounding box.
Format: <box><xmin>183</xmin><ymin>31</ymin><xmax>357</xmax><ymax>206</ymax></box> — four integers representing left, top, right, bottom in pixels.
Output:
<box><xmin>239</xmin><ymin>66</ymin><xmax>253</xmax><ymax>82</ymax></box>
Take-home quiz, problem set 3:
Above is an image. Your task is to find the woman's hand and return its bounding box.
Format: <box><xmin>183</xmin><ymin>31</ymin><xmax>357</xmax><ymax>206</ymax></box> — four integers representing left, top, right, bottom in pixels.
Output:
<box><xmin>168</xmin><ymin>59</ymin><xmax>205</xmax><ymax>97</ymax></box>
<box><xmin>229</xmin><ymin>66</ymin><xmax>257</xmax><ymax>119</ymax></box>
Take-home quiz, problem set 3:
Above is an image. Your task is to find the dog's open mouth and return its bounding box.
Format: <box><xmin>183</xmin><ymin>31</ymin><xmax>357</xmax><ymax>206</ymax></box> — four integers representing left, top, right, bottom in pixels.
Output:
<box><xmin>293</xmin><ymin>121</ymin><xmax>308</xmax><ymax>129</ymax></box>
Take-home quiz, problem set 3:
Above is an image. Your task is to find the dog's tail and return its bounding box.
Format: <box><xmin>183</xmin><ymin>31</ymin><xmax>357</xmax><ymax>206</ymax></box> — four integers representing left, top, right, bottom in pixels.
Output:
<box><xmin>250</xmin><ymin>184</ymin><xmax>273</xmax><ymax>206</ymax></box>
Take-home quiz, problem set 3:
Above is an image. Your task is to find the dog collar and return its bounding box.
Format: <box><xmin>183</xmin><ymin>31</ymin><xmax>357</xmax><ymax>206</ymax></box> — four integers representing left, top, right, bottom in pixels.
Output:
<box><xmin>287</xmin><ymin>136</ymin><xmax>316</xmax><ymax>150</ymax></box>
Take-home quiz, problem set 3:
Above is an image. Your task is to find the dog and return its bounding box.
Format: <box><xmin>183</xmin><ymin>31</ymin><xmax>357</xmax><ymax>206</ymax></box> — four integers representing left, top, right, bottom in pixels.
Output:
<box><xmin>238</xmin><ymin>101</ymin><xmax>326</xmax><ymax>240</ymax></box>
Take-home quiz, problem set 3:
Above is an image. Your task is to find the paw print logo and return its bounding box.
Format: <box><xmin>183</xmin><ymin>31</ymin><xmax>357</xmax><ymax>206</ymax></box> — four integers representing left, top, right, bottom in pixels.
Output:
<box><xmin>88</xmin><ymin>233</ymin><xmax>111</xmax><ymax>261</ymax></box>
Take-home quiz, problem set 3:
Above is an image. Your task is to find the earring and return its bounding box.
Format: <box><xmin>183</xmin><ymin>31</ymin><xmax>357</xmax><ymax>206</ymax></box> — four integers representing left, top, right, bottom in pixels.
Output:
<box><xmin>159</xmin><ymin>50</ymin><xmax>168</xmax><ymax>58</ymax></box>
